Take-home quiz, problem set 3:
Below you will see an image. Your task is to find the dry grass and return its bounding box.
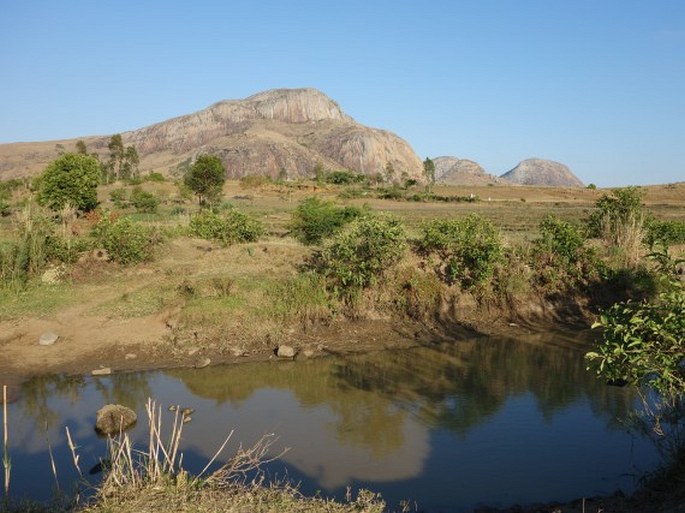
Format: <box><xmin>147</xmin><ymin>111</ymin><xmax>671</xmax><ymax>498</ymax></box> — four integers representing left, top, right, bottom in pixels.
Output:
<box><xmin>79</xmin><ymin>398</ymin><xmax>385</xmax><ymax>513</ymax></box>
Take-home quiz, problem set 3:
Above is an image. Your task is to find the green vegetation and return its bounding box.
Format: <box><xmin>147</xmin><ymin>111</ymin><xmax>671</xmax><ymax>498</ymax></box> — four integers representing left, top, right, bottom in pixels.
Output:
<box><xmin>311</xmin><ymin>215</ymin><xmax>406</xmax><ymax>297</ymax></box>
<box><xmin>104</xmin><ymin>134</ymin><xmax>140</xmax><ymax>183</ymax></box>
<box><xmin>130</xmin><ymin>186</ymin><xmax>160</xmax><ymax>213</ymax></box>
<box><xmin>91</xmin><ymin>213</ymin><xmax>160</xmax><ymax>265</ymax></box>
<box><xmin>531</xmin><ymin>215</ymin><xmax>599</xmax><ymax>288</ymax></box>
<box><xmin>418</xmin><ymin>214</ymin><xmax>503</xmax><ymax>290</ymax></box>
<box><xmin>423</xmin><ymin>157</ymin><xmax>435</xmax><ymax>193</ymax></box>
<box><xmin>289</xmin><ymin>196</ymin><xmax>364</xmax><ymax>245</ymax></box>
<box><xmin>188</xmin><ymin>208</ymin><xmax>264</xmax><ymax>244</ymax></box>
<box><xmin>184</xmin><ymin>154</ymin><xmax>226</xmax><ymax>206</ymax></box>
<box><xmin>36</xmin><ymin>153</ymin><xmax>100</xmax><ymax>211</ymax></box>
<box><xmin>586</xmin><ymin>248</ymin><xmax>685</xmax><ymax>406</ymax></box>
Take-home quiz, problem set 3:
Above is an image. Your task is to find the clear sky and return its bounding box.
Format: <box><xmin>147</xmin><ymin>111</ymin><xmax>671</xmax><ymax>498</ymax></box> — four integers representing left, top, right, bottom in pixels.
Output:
<box><xmin>1</xmin><ymin>1</ymin><xmax>684</xmax><ymax>186</ymax></box>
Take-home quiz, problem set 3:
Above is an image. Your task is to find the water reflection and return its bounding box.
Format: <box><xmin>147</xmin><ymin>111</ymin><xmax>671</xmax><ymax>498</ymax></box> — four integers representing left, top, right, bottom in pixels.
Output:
<box><xmin>2</xmin><ymin>333</ymin><xmax>661</xmax><ymax>512</ymax></box>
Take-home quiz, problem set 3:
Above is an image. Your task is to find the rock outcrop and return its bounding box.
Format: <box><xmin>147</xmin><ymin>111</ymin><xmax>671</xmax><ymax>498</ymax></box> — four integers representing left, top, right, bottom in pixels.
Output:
<box><xmin>433</xmin><ymin>156</ymin><xmax>500</xmax><ymax>185</ymax></box>
<box><xmin>500</xmin><ymin>158</ymin><xmax>583</xmax><ymax>187</ymax></box>
<box><xmin>0</xmin><ymin>88</ymin><xmax>423</xmax><ymax>181</ymax></box>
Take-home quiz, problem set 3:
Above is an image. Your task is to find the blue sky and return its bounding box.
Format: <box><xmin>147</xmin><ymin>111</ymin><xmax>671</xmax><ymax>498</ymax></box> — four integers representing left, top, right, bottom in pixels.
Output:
<box><xmin>1</xmin><ymin>1</ymin><xmax>684</xmax><ymax>186</ymax></box>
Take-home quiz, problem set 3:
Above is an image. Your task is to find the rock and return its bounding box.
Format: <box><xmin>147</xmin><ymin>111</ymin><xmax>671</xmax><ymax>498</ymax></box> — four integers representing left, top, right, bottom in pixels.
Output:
<box><xmin>433</xmin><ymin>156</ymin><xmax>500</xmax><ymax>185</ymax></box>
<box><xmin>195</xmin><ymin>357</ymin><xmax>211</xmax><ymax>369</ymax></box>
<box><xmin>303</xmin><ymin>349</ymin><xmax>315</xmax><ymax>358</ymax></box>
<box><xmin>186</xmin><ymin>346</ymin><xmax>200</xmax><ymax>356</ymax></box>
<box><xmin>124</xmin><ymin>353</ymin><xmax>137</xmax><ymax>360</ymax></box>
<box><xmin>38</xmin><ymin>332</ymin><xmax>59</xmax><ymax>346</ymax></box>
<box><xmin>95</xmin><ymin>404</ymin><xmax>137</xmax><ymax>435</ymax></box>
<box><xmin>41</xmin><ymin>265</ymin><xmax>65</xmax><ymax>285</ymax></box>
<box><xmin>500</xmin><ymin>158</ymin><xmax>584</xmax><ymax>187</ymax></box>
<box><xmin>276</xmin><ymin>344</ymin><xmax>296</xmax><ymax>359</ymax></box>
<box><xmin>92</xmin><ymin>367</ymin><xmax>112</xmax><ymax>376</ymax></box>
<box><xmin>231</xmin><ymin>347</ymin><xmax>246</xmax><ymax>357</ymax></box>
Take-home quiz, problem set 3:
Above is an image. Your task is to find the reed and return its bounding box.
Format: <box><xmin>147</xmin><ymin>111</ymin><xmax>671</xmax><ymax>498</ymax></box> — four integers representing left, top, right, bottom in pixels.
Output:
<box><xmin>2</xmin><ymin>385</ymin><xmax>10</xmax><ymax>497</ymax></box>
<box><xmin>98</xmin><ymin>398</ymin><xmax>284</xmax><ymax>498</ymax></box>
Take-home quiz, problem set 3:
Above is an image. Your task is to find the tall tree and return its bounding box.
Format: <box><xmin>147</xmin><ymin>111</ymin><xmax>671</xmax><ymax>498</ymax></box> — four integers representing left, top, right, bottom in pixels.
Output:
<box><xmin>423</xmin><ymin>157</ymin><xmax>436</xmax><ymax>193</ymax></box>
<box><xmin>184</xmin><ymin>154</ymin><xmax>226</xmax><ymax>206</ymax></box>
<box><xmin>106</xmin><ymin>134</ymin><xmax>140</xmax><ymax>182</ymax></box>
<box><xmin>75</xmin><ymin>140</ymin><xmax>88</xmax><ymax>154</ymax></box>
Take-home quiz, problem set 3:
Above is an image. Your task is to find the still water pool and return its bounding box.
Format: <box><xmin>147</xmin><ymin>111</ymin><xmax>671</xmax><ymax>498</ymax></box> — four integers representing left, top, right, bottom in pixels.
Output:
<box><xmin>2</xmin><ymin>332</ymin><xmax>661</xmax><ymax>512</ymax></box>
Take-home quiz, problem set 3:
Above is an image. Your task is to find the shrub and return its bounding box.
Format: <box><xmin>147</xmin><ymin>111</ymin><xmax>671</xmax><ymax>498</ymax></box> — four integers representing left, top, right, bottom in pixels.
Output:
<box><xmin>130</xmin><ymin>186</ymin><xmax>160</xmax><ymax>213</ymax></box>
<box><xmin>645</xmin><ymin>219</ymin><xmax>685</xmax><ymax>248</ymax></box>
<box><xmin>290</xmin><ymin>197</ymin><xmax>364</xmax><ymax>245</ymax></box>
<box><xmin>324</xmin><ymin>170</ymin><xmax>366</xmax><ymax>185</ymax></box>
<box><xmin>311</xmin><ymin>215</ymin><xmax>407</xmax><ymax>296</ymax></box>
<box><xmin>188</xmin><ymin>209</ymin><xmax>264</xmax><ymax>245</ymax></box>
<box><xmin>145</xmin><ymin>172</ymin><xmax>166</xmax><ymax>182</ymax></box>
<box><xmin>92</xmin><ymin>214</ymin><xmax>159</xmax><ymax>264</ymax></box>
<box><xmin>586</xmin><ymin>249</ymin><xmax>685</xmax><ymax>407</ymax></box>
<box><xmin>586</xmin><ymin>187</ymin><xmax>646</xmax><ymax>267</ymax></box>
<box><xmin>109</xmin><ymin>187</ymin><xmax>129</xmax><ymax>208</ymax></box>
<box><xmin>530</xmin><ymin>215</ymin><xmax>599</xmax><ymax>288</ymax></box>
<box><xmin>418</xmin><ymin>214</ymin><xmax>503</xmax><ymax>290</ymax></box>
<box><xmin>37</xmin><ymin>153</ymin><xmax>100</xmax><ymax>211</ymax></box>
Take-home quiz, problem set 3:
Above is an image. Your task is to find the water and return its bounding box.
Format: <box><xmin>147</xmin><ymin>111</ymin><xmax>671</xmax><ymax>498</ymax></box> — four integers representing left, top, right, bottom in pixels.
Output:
<box><xmin>1</xmin><ymin>332</ymin><xmax>662</xmax><ymax>512</ymax></box>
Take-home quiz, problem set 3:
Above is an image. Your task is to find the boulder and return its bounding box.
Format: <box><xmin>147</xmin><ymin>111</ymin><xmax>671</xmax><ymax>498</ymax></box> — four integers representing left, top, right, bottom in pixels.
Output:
<box><xmin>38</xmin><ymin>332</ymin><xmax>59</xmax><ymax>346</ymax></box>
<box><xmin>276</xmin><ymin>344</ymin><xmax>296</xmax><ymax>359</ymax></box>
<box><xmin>95</xmin><ymin>404</ymin><xmax>137</xmax><ymax>435</ymax></box>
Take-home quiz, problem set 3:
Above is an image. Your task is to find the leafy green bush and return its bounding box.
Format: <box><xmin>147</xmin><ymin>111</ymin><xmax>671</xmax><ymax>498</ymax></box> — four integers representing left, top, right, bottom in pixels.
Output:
<box><xmin>586</xmin><ymin>186</ymin><xmax>645</xmax><ymax>237</ymax></box>
<box><xmin>586</xmin><ymin>187</ymin><xmax>647</xmax><ymax>267</ymax></box>
<box><xmin>188</xmin><ymin>209</ymin><xmax>264</xmax><ymax>244</ymax></box>
<box><xmin>311</xmin><ymin>215</ymin><xmax>407</xmax><ymax>296</ymax></box>
<box><xmin>109</xmin><ymin>187</ymin><xmax>128</xmax><ymax>208</ymax></box>
<box><xmin>290</xmin><ymin>197</ymin><xmax>364</xmax><ymax>245</ymax></box>
<box><xmin>92</xmin><ymin>214</ymin><xmax>159</xmax><ymax>264</ymax></box>
<box><xmin>324</xmin><ymin>170</ymin><xmax>366</xmax><ymax>185</ymax></box>
<box><xmin>145</xmin><ymin>172</ymin><xmax>166</xmax><ymax>182</ymax></box>
<box><xmin>130</xmin><ymin>186</ymin><xmax>160</xmax><ymax>213</ymax></box>
<box><xmin>418</xmin><ymin>214</ymin><xmax>503</xmax><ymax>290</ymax></box>
<box><xmin>586</xmin><ymin>250</ymin><xmax>685</xmax><ymax>406</ymax></box>
<box><xmin>645</xmin><ymin>219</ymin><xmax>685</xmax><ymax>248</ymax></box>
<box><xmin>531</xmin><ymin>215</ymin><xmax>599</xmax><ymax>288</ymax></box>
<box><xmin>37</xmin><ymin>153</ymin><xmax>101</xmax><ymax>211</ymax></box>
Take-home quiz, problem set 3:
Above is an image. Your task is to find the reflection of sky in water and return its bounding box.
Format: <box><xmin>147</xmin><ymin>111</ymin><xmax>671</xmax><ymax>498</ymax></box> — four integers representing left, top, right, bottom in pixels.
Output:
<box><xmin>1</xmin><ymin>334</ymin><xmax>663</xmax><ymax>512</ymax></box>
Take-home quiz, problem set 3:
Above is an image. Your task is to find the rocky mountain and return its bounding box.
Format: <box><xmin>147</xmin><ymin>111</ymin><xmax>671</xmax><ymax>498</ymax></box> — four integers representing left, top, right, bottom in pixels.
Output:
<box><xmin>433</xmin><ymin>156</ymin><xmax>500</xmax><ymax>185</ymax></box>
<box><xmin>499</xmin><ymin>158</ymin><xmax>584</xmax><ymax>187</ymax></box>
<box><xmin>0</xmin><ymin>88</ymin><xmax>423</xmax><ymax>181</ymax></box>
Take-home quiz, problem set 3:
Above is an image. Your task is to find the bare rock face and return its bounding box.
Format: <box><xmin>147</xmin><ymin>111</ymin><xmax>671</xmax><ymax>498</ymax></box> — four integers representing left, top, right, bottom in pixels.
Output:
<box><xmin>433</xmin><ymin>156</ymin><xmax>500</xmax><ymax>185</ymax></box>
<box><xmin>0</xmin><ymin>88</ymin><xmax>422</xmax><ymax>181</ymax></box>
<box><xmin>95</xmin><ymin>404</ymin><xmax>137</xmax><ymax>436</ymax></box>
<box><xmin>500</xmin><ymin>158</ymin><xmax>584</xmax><ymax>187</ymax></box>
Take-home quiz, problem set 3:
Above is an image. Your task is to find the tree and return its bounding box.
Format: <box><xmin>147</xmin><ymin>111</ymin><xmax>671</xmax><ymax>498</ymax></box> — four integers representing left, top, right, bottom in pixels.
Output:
<box><xmin>75</xmin><ymin>140</ymin><xmax>88</xmax><ymax>154</ymax></box>
<box><xmin>105</xmin><ymin>134</ymin><xmax>140</xmax><ymax>182</ymax></box>
<box><xmin>184</xmin><ymin>154</ymin><xmax>226</xmax><ymax>206</ymax></box>
<box><xmin>37</xmin><ymin>153</ymin><xmax>100</xmax><ymax>211</ymax></box>
<box><xmin>423</xmin><ymin>157</ymin><xmax>436</xmax><ymax>193</ymax></box>
<box><xmin>122</xmin><ymin>146</ymin><xmax>140</xmax><ymax>179</ymax></box>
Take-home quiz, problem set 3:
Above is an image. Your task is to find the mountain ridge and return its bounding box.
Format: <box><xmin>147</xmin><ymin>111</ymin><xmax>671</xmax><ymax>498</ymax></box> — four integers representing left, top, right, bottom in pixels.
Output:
<box><xmin>0</xmin><ymin>88</ymin><xmax>422</xmax><ymax>181</ymax></box>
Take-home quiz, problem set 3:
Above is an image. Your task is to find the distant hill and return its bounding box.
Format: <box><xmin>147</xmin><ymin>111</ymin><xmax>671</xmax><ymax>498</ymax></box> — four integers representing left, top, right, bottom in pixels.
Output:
<box><xmin>433</xmin><ymin>156</ymin><xmax>501</xmax><ymax>185</ymax></box>
<box><xmin>0</xmin><ymin>88</ymin><xmax>423</xmax><ymax>181</ymax></box>
<box><xmin>500</xmin><ymin>158</ymin><xmax>584</xmax><ymax>187</ymax></box>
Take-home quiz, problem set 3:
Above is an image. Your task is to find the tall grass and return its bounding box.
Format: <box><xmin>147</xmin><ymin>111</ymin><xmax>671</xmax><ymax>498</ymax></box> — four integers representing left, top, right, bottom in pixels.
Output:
<box><xmin>3</xmin><ymin>385</ymin><xmax>10</xmax><ymax>498</ymax></box>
